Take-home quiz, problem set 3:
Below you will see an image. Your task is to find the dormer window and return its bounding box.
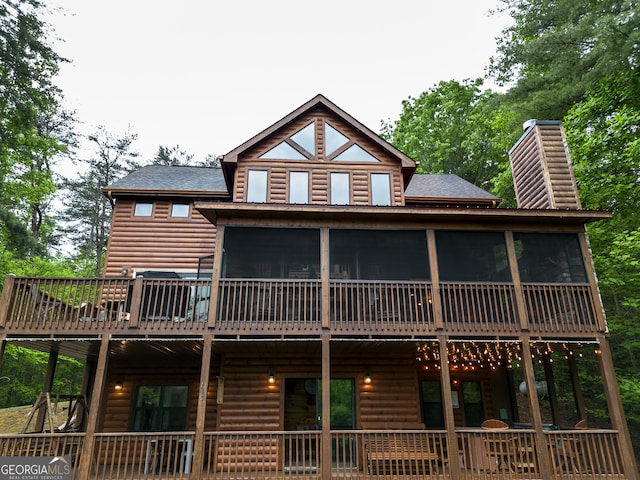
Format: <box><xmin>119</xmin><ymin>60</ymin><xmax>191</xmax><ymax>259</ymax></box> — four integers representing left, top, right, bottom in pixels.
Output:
<box><xmin>247</xmin><ymin>170</ymin><xmax>268</xmax><ymax>203</ymax></box>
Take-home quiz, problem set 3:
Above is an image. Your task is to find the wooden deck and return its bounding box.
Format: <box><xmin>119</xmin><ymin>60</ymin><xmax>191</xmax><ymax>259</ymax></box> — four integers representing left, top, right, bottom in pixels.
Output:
<box><xmin>0</xmin><ymin>276</ymin><xmax>604</xmax><ymax>338</ymax></box>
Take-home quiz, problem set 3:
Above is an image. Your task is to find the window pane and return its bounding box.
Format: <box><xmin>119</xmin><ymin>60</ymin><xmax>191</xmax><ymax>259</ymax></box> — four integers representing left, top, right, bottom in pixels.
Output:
<box><xmin>371</xmin><ymin>173</ymin><xmax>391</xmax><ymax>206</ymax></box>
<box><xmin>247</xmin><ymin>170</ymin><xmax>268</xmax><ymax>203</ymax></box>
<box><xmin>134</xmin><ymin>202</ymin><xmax>153</xmax><ymax>217</ymax></box>
<box><xmin>325</xmin><ymin>123</ymin><xmax>349</xmax><ymax>156</ymax></box>
<box><xmin>421</xmin><ymin>381</ymin><xmax>444</xmax><ymax>428</ymax></box>
<box><xmin>291</xmin><ymin>123</ymin><xmax>315</xmax><ymax>156</ymax></box>
<box><xmin>514</xmin><ymin>233</ymin><xmax>586</xmax><ymax>283</ymax></box>
<box><xmin>289</xmin><ymin>171</ymin><xmax>309</xmax><ymax>204</ymax></box>
<box><xmin>222</xmin><ymin>227</ymin><xmax>320</xmax><ymax>278</ymax></box>
<box><xmin>330</xmin><ymin>173</ymin><xmax>350</xmax><ymax>205</ymax></box>
<box><xmin>436</xmin><ymin>231</ymin><xmax>511</xmax><ymax>282</ymax></box>
<box><xmin>334</xmin><ymin>144</ymin><xmax>379</xmax><ymax>162</ymax></box>
<box><xmin>171</xmin><ymin>203</ymin><xmax>190</xmax><ymax>218</ymax></box>
<box><xmin>132</xmin><ymin>385</ymin><xmax>188</xmax><ymax>431</ymax></box>
<box><xmin>330</xmin><ymin>229</ymin><xmax>429</xmax><ymax>280</ymax></box>
<box><xmin>260</xmin><ymin>141</ymin><xmax>306</xmax><ymax>160</ymax></box>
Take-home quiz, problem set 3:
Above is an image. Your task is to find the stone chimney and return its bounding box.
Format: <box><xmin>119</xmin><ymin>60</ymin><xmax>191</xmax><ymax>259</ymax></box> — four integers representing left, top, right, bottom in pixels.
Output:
<box><xmin>508</xmin><ymin>120</ymin><xmax>581</xmax><ymax>209</ymax></box>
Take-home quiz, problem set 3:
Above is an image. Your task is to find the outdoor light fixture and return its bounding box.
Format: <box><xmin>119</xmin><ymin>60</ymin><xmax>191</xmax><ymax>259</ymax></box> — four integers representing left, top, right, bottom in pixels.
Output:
<box><xmin>121</xmin><ymin>267</ymin><xmax>129</xmax><ymax>276</ymax></box>
<box><xmin>114</xmin><ymin>379</ymin><xmax>124</xmax><ymax>391</ymax></box>
<box><xmin>268</xmin><ymin>371</ymin><xmax>276</xmax><ymax>384</ymax></box>
<box><xmin>364</xmin><ymin>372</ymin><xmax>372</xmax><ymax>384</ymax></box>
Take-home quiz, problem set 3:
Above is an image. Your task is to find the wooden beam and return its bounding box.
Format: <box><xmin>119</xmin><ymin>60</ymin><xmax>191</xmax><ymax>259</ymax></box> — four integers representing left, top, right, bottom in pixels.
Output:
<box><xmin>596</xmin><ymin>335</ymin><xmax>639</xmax><ymax>479</ymax></box>
<box><xmin>521</xmin><ymin>338</ymin><xmax>553</xmax><ymax>480</ymax></box>
<box><xmin>566</xmin><ymin>353</ymin><xmax>586</xmax><ymax>421</ymax></box>
<box><xmin>541</xmin><ymin>352</ymin><xmax>560</xmax><ymax>426</ymax></box>
<box><xmin>127</xmin><ymin>277</ymin><xmax>143</xmax><ymax>328</ymax></box>
<box><xmin>427</xmin><ymin>231</ymin><xmax>444</xmax><ymax>330</ymax></box>
<box><xmin>321</xmin><ymin>332</ymin><xmax>331</xmax><ymax>480</ymax></box>
<box><xmin>35</xmin><ymin>350</ymin><xmax>58</xmax><ymax>432</ymax></box>
<box><xmin>0</xmin><ymin>274</ymin><xmax>15</xmax><ymax>329</ymax></box>
<box><xmin>192</xmin><ymin>334</ymin><xmax>213</xmax><ymax>480</ymax></box>
<box><xmin>505</xmin><ymin>231</ymin><xmax>529</xmax><ymax>331</ymax></box>
<box><xmin>438</xmin><ymin>335</ymin><xmax>461</xmax><ymax>479</ymax></box>
<box><xmin>76</xmin><ymin>335</ymin><xmax>110</xmax><ymax>478</ymax></box>
<box><xmin>208</xmin><ymin>224</ymin><xmax>224</xmax><ymax>328</ymax></box>
<box><xmin>320</xmin><ymin>227</ymin><xmax>330</xmax><ymax>330</ymax></box>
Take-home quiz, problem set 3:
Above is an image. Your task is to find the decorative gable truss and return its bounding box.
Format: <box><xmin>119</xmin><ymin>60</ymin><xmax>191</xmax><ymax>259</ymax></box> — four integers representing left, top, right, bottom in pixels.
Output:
<box><xmin>224</xmin><ymin>96</ymin><xmax>416</xmax><ymax>206</ymax></box>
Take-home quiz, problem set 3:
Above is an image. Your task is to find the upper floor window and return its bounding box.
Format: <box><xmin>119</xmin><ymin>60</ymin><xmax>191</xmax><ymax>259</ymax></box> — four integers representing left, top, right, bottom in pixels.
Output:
<box><xmin>289</xmin><ymin>171</ymin><xmax>309</xmax><ymax>204</ymax></box>
<box><xmin>247</xmin><ymin>170</ymin><xmax>268</xmax><ymax>203</ymax></box>
<box><xmin>260</xmin><ymin>123</ymin><xmax>314</xmax><ymax>160</ymax></box>
<box><xmin>514</xmin><ymin>233</ymin><xmax>586</xmax><ymax>283</ymax></box>
<box><xmin>371</xmin><ymin>173</ymin><xmax>391</xmax><ymax>206</ymax></box>
<box><xmin>330</xmin><ymin>172</ymin><xmax>350</xmax><ymax>205</ymax></box>
<box><xmin>436</xmin><ymin>231</ymin><xmax>511</xmax><ymax>282</ymax></box>
<box><xmin>334</xmin><ymin>144</ymin><xmax>378</xmax><ymax>162</ymax></box>
<box><xmin>134</xmin><ymin>202</ymin><xmax>153</xmax><ymax>217</ymax></box>
<box><xmin>171</xmin><ymin>203</ymin><xmax>190</xmax><ymax>218</ymax></box>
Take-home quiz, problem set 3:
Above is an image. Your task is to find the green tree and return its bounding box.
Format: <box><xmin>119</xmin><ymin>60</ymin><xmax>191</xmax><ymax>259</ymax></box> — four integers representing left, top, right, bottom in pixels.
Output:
<box><xmin>0</xmin><ymin>0</ymin><xmax>72</xmax><ymax>257</ymax></box>
<box><xmin>60</xmin><ymin>126</ymin><xmax>139</xmax><ymax>277</ymax></box>
<box><xmin>381</xmin><ymin>79</ymin><xmax>515</xmax><ymax>194</ymax></box>
<box><xmin>489</xmin><ymin>0</ymin><xmax>640</xmax><ymax>120</ymax></box>
<box><xmin>152</xmin><ymin>144</ymin><xmax>194</xmax><ymax>166</ymax></box>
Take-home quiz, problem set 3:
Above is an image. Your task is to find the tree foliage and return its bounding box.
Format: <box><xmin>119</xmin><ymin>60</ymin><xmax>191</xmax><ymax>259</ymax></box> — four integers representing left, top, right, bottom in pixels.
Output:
<box><xmin>60</xmin><ymin>126</ymin><xmax>139</xmax><ymax>277</ymax></box>
<box><xmin>0</xmin><ymin>0</ymin><xmax>73</xmax><ymax>258</ymax></box>
<box><xmin>381</xmin><ymin>79</ymin><xmax>515</xmax><ymax>194</ymax></box>
<box><xmin>489</xmin><ymin>0</ymin><xmax>640</xmax><ymax>120</ymax></box>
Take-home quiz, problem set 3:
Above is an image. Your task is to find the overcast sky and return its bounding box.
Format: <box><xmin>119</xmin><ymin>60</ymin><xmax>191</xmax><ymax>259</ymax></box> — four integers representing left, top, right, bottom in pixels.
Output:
<box><xmin>45</xmin><ymin>1</ymin><xmax>511</xmax><ymax>169</ymax></box>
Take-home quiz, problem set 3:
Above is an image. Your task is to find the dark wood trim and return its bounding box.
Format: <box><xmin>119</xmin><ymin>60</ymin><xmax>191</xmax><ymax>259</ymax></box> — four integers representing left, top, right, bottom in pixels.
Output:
<box><xmin>439</xmin><ymin>336</ymin><xmax>461</xmax><ymax>479</ymax></box>
<box><xmin>208</xmin><ymin>225</ymin><xmax>224</xmax><ymax>328</ymax></box>
<box><xmin>506</xmin><ymin>231</ymin><xmax>530</xmax><ymax>331</ymax></box>
<box><xmin>597</xmin><ymin>335</ymin><xmax>640</xmax><ymax>479</ymax></box>
<box><xmin>77</xmin><ymin>335</ymin><xmax>110</xmax><ymax>478</ymax></box>
<box><xmin>321</xmin><ymin>334</ymin><xmax>331</xmax><ymax>480</ymax></box>
<box><xmin>427</xmin><ymin>230</ymin><xmax>444</xmax><ymax>330</ymax></box>
<box><xmin>321</xmin><ymin>228</ymin><xmax>330</xmax><ymax>330</ymax></box>
<box><xmin>192</xmin><ymin>335</ymin><xmax>213</xmax><ymax>479</ymax></box>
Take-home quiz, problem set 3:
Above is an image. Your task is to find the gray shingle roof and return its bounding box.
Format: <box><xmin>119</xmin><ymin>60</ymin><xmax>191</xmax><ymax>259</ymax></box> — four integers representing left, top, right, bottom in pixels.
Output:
<box><xmin>405</xmin><ymin>174</ymin><xmax>498</xmax><ymax>200</ymax></box>
<box><xmin>106</xmin><ymin>165</ymin><xmax>228</xmax><ymax>193</ymax></box>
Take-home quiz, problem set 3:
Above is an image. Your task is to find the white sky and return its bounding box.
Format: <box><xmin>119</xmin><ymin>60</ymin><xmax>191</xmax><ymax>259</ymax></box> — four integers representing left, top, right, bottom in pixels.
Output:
<box><xmin>45</xmin><ymin>1</ymin><xmax>511</xmax><ymax>169</ymax></box>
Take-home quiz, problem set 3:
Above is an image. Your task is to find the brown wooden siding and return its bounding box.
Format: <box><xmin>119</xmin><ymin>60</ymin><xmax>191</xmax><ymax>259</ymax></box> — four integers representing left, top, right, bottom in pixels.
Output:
<box><xmin>510</xmin><ymin>123</ymin><xmax>581</xmax><ymax>210</ymax></box>
<box><xmin>104</xmin><ymin>199</ymin><xmax>216</xmax><ymax>277</ymax></box>
<box><xmin>234</xmin><ymin>108</ymin><xmax>405</xmax><ymax>206</ymax></box>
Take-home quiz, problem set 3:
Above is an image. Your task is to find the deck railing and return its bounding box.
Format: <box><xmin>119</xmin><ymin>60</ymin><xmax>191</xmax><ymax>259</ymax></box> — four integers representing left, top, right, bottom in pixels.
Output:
<box><xmin>90</xmin><ymin>432</ymin><xmax>194</xmax><ymax>479</ymax></box>
<box><xmin>0</xmin><ymin>276</ymin><xmax>603</xmax><ymax>336</ymax></box>
<box><xmin>0</xmin><ymin>428</ymin><xmax>627</xmax><ymax>479</ymax></box>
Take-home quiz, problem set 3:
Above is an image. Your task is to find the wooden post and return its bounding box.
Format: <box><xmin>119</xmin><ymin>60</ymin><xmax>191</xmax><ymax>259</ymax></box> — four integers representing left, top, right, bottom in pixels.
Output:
<box><xmin>127</xmin><ymin>276</ymin><xmax>143</xmax><ymax>328</ymax></box>
<box><xmin>579</xmin><ymin>232</ymin><xmax>608</xmax><ymax>332</ymax></box>
<box><xmin>76</xmin><ymin>335</ymin><xmax>110</xmax><ymax>479</ymax></box>
<box><xmin>35</xmin><ymin>350</ymin><xmax>58</xmax><ymax>432</ymax></box>
<box><xmin>438</xmin><ymin>335</ymin><xmax>461</xmax><ymax>479</ymax></box>
<box><xmin>0</xmin><ymin>334</ymin><xmax>6</xmax><ymax>372</ymax></box>
<box><xmin>541</xmin><ymin>353</ymin><xmax>560</xmax><ymax>427</ymax></box>
<box><xmin>596</xmin><ymin>335</ymin><xmax>639</xmax><ymax>480</ymax></box>
<box><xmin>191</xmin><ymin>334</ymin><xmax>213</xmax><ymax>480</ymax></box>
<box><xmin>320</xmin><ymin>227</ymin><xmax>330</xmax><ymax>330</ymax></box>
<box><xmin>321</xmin><ymin>332</ymin><xmax>331</xmax><ymax>480</ymax></box>
<box><xmin>505</xmin><ymin>232</ymin><xmax>530</xmax><ymax>331</ymax></box>
<box><xmin>565</xmin><ymin>353</ymin><xmax>586</xmax><ymax>421</ymax></box>
<box><xmin>0</xmin><ymin>274</ymin><xmax>16</xmax><ymax>329</ymax></box>
<box><xmin>427</xmin><ymin>230</ymin><xmax>444</xmax><ymax>330</ymax></box>
<box><xmin>208</xmin><ymin>224</ymin><xmax>224</xmax><ymax>328</ymax></box>
<box><xmin>521</xmin><ymin>338</ymin><xmax>553</xmax><ymax>480</ymax></box>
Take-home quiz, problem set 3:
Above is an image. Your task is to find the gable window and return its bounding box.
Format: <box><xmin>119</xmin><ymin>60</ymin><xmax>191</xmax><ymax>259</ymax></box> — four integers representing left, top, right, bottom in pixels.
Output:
<box><xmin>134</xmin><ymin>202</ymin><xmax>153</xmax><ymax>217</ymax></box>
<box><xmin>325</xmin><ymin>123</ymin><xmax>349</xmax><ymax>156</ymax></box>
<box><xmin>247</xmin><ymin>170</ymin><xmax>268</xmax><ymax>203</ymax></box>
<box><xmin>330</xmin><ymin>172</ymin><xmax>350</xmax><ymax>205</ymax></box>
<box><xmin>171</xmin><ymin>203</ymin><xmax>190</xmax><ymax>218</ymax></box>
<box><xmin>371</xmin><ymin>173</ymin><xmax>391</xmax><ymax>206</ymax></box>
<box><xmin>260</xmin><ymin>123</ymin><xmax>314</xmax><ymax>160</ymax></box>
<box><xmin>131</xmin><ymin>385</ymin><xmax>189</xmax><ymax>431</ymax></box>
<box><xmin>289</xmin><ymin>171</ymin><xmax>309</xmax><ymax>204</ymax></box>
<box><xmin>334</xmin><ymin>144</ymin><xmax>378</xmax><ymax>162</ymax></box>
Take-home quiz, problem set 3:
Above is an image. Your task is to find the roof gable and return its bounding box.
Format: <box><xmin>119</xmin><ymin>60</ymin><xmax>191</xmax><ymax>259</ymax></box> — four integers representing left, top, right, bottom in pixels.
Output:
<box><xmin>221</xmin><ymin>94</ymin><xmax>417</xmax><ymax>188</ymax></box>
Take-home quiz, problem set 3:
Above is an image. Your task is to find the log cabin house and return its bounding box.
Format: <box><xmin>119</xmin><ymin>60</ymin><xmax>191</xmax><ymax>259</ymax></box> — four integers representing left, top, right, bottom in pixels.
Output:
<box><xmin>0</xmin><ymin>94</ymin><xmax>637</xmax><ymax>480</ymax></box>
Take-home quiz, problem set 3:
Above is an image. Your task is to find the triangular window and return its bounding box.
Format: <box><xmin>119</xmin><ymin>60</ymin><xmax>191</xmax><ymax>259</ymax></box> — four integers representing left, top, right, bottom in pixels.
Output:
<box><xmin>260</xmin><ymin>142</ymin><xmax>307</xmax><ymax>160</ymax></box>
<box><xmin>291</xmin><ymin>123</ymin><xmax>315</xmax><ymax>156</ymax></box>
<box><xmin>325</xmin><ymin>123</ymin><xmax>349</xmax><ymax>156</ymax></box>
<box><xmin>334</xmin><ymin>144</ymin><xmax>379</xmax><ymax>162</ymax></box>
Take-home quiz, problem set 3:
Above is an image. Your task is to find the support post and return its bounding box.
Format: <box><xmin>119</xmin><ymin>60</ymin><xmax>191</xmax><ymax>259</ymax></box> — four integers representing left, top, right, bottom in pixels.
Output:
<box><xmin>521</xmin><ymin>338</ymin><xmax>553</xmax><ymax>480</ymax></box>
<box><xmin>208</xmin><ymin>224</ymin><xmax>224</xmax><ymax>328</ymax></box>
<box><xmin>321</xmin><ymin>332</ymin><xmax>331</xmax><ymax>480</ymax></box>
<box><xmin>320</xmin><ymin>227</ymin><xmax>330</xmax><ymax>330</ymax></box>
<box><xmin>35</xmin><ymin>351</ymin><xmax>58</xmax><ymax>432</ymax></box>
<box><xmin>0</xmin><ymin>274</ymin><xmax>16</xmax><ymax>328</ymax></box>
<box><xmin>566</xmin><ymin>353</ymin><xmax>586</xmax><ymax>421</ymax></box>
<box><xmin>438</xmin><ymin>335</ymin><xmax>461</xmax><ymax>479</ymax></box>
<box><xmin>427</xmin><ymin>231</ymin><xmax>444</xmax><ymax>330</ymax></box>
<box><xmin>191</xmin><ymin>334</ymin><xmax>213</xmax><ymax>480</ymax></box>
<box><xmin>596</xmin><ymin>335</ymin><xmax>639</xmax><ymax>479</ymax></box>
<box><xmin>505</xmin><ymin>232</ymin><xmax>530</xmax><ymax>331</ymax></box>
<box><xmin>76</xmin><ymin>335</ymin><xmax>110</xmax><ymax>479</ymax></box>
